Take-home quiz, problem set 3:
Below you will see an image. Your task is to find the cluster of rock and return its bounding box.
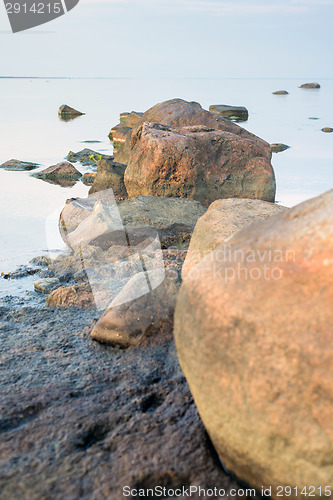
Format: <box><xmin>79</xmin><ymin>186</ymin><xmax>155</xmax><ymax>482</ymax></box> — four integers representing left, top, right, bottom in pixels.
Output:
<box><xmin>12</xmin><ymin>96</ymin><xmax>330</xmax><ymax>497</ymax></box>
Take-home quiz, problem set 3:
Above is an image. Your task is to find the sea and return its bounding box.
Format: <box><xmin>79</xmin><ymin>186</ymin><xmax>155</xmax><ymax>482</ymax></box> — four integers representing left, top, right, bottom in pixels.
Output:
<box><xmin>0</xmin><ymin>77</ymin><xmax>332</xmax><ymax>299</ymax></box>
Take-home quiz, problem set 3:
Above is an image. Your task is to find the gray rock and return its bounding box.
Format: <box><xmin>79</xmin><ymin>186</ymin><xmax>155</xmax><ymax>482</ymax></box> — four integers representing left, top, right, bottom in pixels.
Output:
<box><xmin>209</xmin><ymin>104</ymin><xmax>249</xmax><ymax>121</ymax></box>
<box><xmin>34</xmin><ymin>278</ymin><xmax>61</xmax><ymax>294</ymax></box>
<box><xmin>270</xmin><ymin>143</ymin><xmax>290</xmax><ymax>153</ymax></box>
<box><xmin>0</xmin><ymin>159</ymin><xmax>40</xmax><ymax>171</ymax></box>
<box><xmin>33</xmin><ymin>162</ymin><xmax>81</xmax><ymax>181</ymax></box>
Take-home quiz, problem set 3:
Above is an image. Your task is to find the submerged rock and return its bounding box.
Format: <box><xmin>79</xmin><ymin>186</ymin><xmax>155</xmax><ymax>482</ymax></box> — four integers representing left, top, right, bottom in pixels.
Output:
<box><xmin>272</xmin><ymin>90</ymin><xmax>289</xmax><ymax>95</ymax></box>
<box><xmin>58</xmin><ymin>104</ymin><xmax>84</xmax><ymax>121</ymax></box>
<box><xmin>33</xmin><ymin>162</ymin><xmax>81</xmax><ymax>182</ymax></box>
<box><xmin>34</xmin><ymin>278</ymin><xmax>61</xmax><ymax>294</ymax></box>
<box><xmin>209</xmin><ymin>104</ymin><xmax>249</xmax><ymax>121</ymax></box>
<box><xmin>322</xmin><ymin>127</ymin><xmax>333</xmax><ymax>133</ymax></box>
<box><xmin>115</xmin><ymin>99</ymin><xmax>272</xmax><ymax>165</ymax></box>
<box><xmin>299</xmin><ymin>82</ymin><xmax>320</xmax><ymax>89</ymax></box>
<box><xmin>175</xmin><ymin>189</ymin><xmax>333</xmax><ymax>497</ymax></box>
<box><xmin>124</xmin><ymin>122</ymin><xmax>276</xmax><ymax>205</ymax></box>
<box><xmin>270</xmin><ymin>143</ymin><xmax>290</xmax><ymax>153</ymax></box>
<box><xmin>182</xmin><ymin>198</ymin><xmax>286</xmax><ymax>279</ymax></box>
<box><xmin>0</xmin><ymin>159</ymin><xmax>40</xmax><ymax>171</ymax></box>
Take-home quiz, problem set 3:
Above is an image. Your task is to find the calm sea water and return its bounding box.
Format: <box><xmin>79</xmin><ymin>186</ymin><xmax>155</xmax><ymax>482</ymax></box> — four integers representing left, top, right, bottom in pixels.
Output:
<box><xmin>0</xmin><ymin>77</ymin><xmax>332</xmax><ymax>297</ymax></box>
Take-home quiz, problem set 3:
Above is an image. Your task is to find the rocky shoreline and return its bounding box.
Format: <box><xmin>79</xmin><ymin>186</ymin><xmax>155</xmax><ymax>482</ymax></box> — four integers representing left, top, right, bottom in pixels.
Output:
<box><xmin>1</xmin><ymin>94</ymin><xmax>332</xmax><ymax>499</ymax></box>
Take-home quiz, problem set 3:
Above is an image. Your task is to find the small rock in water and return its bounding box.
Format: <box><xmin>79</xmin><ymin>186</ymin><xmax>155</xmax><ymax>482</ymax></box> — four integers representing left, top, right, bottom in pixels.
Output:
<box><xmin>0</xmin><ymin>159</ymin><xmax>40</xmax><ymax>171</ymax></box>
<box><xmin>33</xmin><ymin>162</ymin><xmax>81</xmax><ymax>181</ymax></box>
<box><xmin>299</xmin><ymin>82</ymin><xmax>320</xmax><ymax>89</ymax></box>
<box><xmin>66</xmin><ymin>149</ymin><xmax>113</xmax><ymax>167</ymax></box>
<box><xmin>270</xmin><ymin>143</ymin><xmax>290</xmax><ymax>153</ymax></box>
<box><xmin>34</xmin><ymin>278</ymin><xmax>60</xmax><ymax>294</ymax></box>
<box><xmin>81</xmin><ymin>172</ymin><xmax>97</xmax><ymax>185</ymax></box>
<box><xmin>272</xmin><ymin>90</ymin><xmax>289</xmax><ymax>95</ymax></box>
<box><xmin>322</xmin><ymin>127</ymin><xmax>333</xmax><ymax>133</ymax></box>
<box><xmin>309</xmin><ymin>117</ymin><xmax>319</xmax><ymax>120</ymax></box>
<box><xmin>80</xmin><ymin>140</ymin><xmax>102</xmax><ymax>144</ymax></box>
<box><xmin>209</xmin><ymin>104</ymin><xmax>249</xmax><ymax>122</ymax></box>
<box><xmin>58</xmin><ymin>105</ymin><xmax>84</xmax><ymax>121</ymax></box>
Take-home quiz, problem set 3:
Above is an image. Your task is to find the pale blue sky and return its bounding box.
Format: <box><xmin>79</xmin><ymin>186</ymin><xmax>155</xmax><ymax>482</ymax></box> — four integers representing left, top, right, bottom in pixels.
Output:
<box><xmin>0</xmin><ymin>0</ymin><xmax>332</xmax><ymax>78</ymax></box>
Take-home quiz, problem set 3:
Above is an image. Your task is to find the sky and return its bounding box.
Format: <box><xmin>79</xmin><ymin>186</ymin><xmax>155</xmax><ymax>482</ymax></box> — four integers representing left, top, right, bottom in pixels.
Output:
<box><xmin>0</xmin><ymin>0</ymin><xmax>332</xmax><ymax>78</ymax></box>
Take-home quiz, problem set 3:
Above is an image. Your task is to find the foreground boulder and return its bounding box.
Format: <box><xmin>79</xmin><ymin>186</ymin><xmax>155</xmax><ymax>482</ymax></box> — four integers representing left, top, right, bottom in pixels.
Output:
<box><xmin>124</xmin><ymin>122</ymin><xmax>276</xmax><ymax>205</ymax></box>
<box><xmin>89</xmin><ymin>158</ymin><xmax>127</xmax><ymax>198</ymax></box>
<box><xmin>115</xmin><ymin>99</ymin><xmax>271</xmax><ymax>164</ymax></box>
<box><xmin>0</xmin><ymin>159</ymin><xmax>39</xmax><ymax>171</ymax></box>
<box><xmin>209</xmin><ymin>104</ymin><xmax>248</xmax><ymax>121</ymax></box>
<box><xmin>299</xmin><ymin>82</ymin><xmax>320</xmax><ymax>89</ymax></box>
<box><xmin>34</xmin><ymin>162</ymin><xmax>81</xmax><ymax>182</ymax></box>
<box><xmin>47</xmin><ymin>284</ymin><xmax>95</xmax><ymax>307</ymax></box>
<box><xmin>182</xmin><ymin>198</ymin><xmax>286</xmax><ymax>279</ymax></box>
<box><xmin>175</xmin><ymin>189</ymin><xmax>333</xmax><ymax>497</ymax></box>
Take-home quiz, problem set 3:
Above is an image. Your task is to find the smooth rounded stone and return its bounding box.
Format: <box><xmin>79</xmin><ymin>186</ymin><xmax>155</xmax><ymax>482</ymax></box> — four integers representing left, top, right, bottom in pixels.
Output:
<box><xmin>91</xmin><ymin>267</ymin><xmax>181</xmax><ymax>348</ymax></box>
<box><xmin>299</xmin><ymin>82</ymin><xmax>320</xmax><ymax>89</ymax></box>
<box><xmin>175</xmin><ymin>189</ymin><xmax>333</xmax><ymax>497</ymax></box>
<box><xmin>88</xmin><ymin>159</ymin><xmax>127</xmax><ymax>198</ymax></box>
<box><xmin>34</xmin><ymin>278</ymin><xmax>61</xmax><ymax>294</ymax></box>
<box><xmin>46</xmin><ymin>284</ymin><xmax>95</xmax><ymax>307</ymax></box>
<box><xmin>0</xmin><ymin>159</ymin><xmax>40</xmax><ymax>171</ymax></box>
<box><xmin>58</xmin><ymin>104</ymin><xmax>84</xmax><ymax>118</ymax></box>
<box><xmin>81</xmin><ymin>172</ymin><xmax>97</xmax><ymax>185</ymax></box>
<box><xmin>115</xmin><ymin>99</ymin><xmax>272</xmax><ymax>164</ymax></box>
<box><xmin>272</xmin><ymin>90</ymin><xmax>289</xmax><ymax>95</ymax></box>
<box><xmin>270</xmin><ymin>143</ymin><xmax>290</xmax><ymax>153</ymax></box>
<box><xmin>125</xmin><ymin>122</ymin><xmax>276</xmax><ymax>206</ymax></box>
<box><xmin>182</xmin><ymin>198</ymin><xmax>287</xmax><ymax>279</ymax></box>
<box><xmin>33</xmin><ymin>162</ymin><xmax>81</xmax><ymax>181</ymax></box>
<box><xmin>322</xmin><ymin>127</ymin><xmax>333</xmax><ymax>133</ymax></box>
<box><xmin>209</xmin><ymin>104</ymin><xmax>249</xmax><ymax>122</ymax></box>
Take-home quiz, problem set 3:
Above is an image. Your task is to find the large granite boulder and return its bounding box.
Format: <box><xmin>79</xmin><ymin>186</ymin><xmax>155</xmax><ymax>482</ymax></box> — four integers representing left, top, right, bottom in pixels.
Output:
<box><xmin>182</xmin><ymin>198</ymin><xmax>286</xmax><ymax>279</ymax></box>
<box><xmin>115</xmin><ymin>99</ymin><xmax>271</xmax><ymax>164</ymax></box>
<box><xmin>174</xmin><ymin>189</ymin><xmax>333</xmax><ymax>497</ymax></box>
<box><xmin>124</xmin><ymin>122</ymin><xmax>276</xmax><ymax>205</ymax></box>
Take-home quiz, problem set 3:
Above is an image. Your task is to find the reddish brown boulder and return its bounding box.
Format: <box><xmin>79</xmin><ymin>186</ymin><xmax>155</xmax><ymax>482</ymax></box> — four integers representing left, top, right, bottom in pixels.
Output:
<box><xmin>174</xmin><ymin>189</ymin><xmax>333</xmax><ymax>497</ymax></box>
<box><xmin>89</xmin><ymin>158</ymin><xmax>127</xmax><ymax>198</ymax></box>
<box><xmin>115</xmin><ymin>99</ymin><xmax>271</xmax><ymax>164</ymax></box>
<box><xmin>124</xmin><ymin>122</ymin><xmax>276</xmax><ymax>205</ymax></box>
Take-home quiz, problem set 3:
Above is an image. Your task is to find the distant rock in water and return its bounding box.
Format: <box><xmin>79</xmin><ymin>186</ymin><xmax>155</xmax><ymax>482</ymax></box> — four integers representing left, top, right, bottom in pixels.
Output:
<box><xmin>0</xmin><ymin>159</ymin><xmax>40</xmax><ymax>171</ymax></box>
<box><xmin>58</xmin><ymin>104</ymin><xmax>84</xmax><ymax>121</ymax></box>
<box><xmin>322</xmin><ymin>127</ymin><xmax>333</xmax><ymax>133</ymax></box>
<box><xmin>272</xmin><ymin>90</ymin><xmax>289</xmax><ymax>95</ymax></box>
<box><xmin>34</xmin><ymin>162</ymin><xmax>81</xmax><ymax>183</ymax></box>
<box><xmin>66</xmin><ymin>149</ymin><xmax>113</xmax><ymax>167</ymax></box>
<box><xmin>309</xmin><ymin>117</ymin><xmax>319</xmax><ymax>120</ymax></box>
<box><xmin>270</xmin><ymin>143</ymin><xmax>290</xmax><ymax>153</ymax></box>
<box><xmin>209</xmin><ymin>104</ymin><xmax>249</xmax><ymax>122</ymax></box>
<box><xmin>299</xmin><ymin>82</ymin><xmax>320</xmax><ymax>89</ymax></box>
